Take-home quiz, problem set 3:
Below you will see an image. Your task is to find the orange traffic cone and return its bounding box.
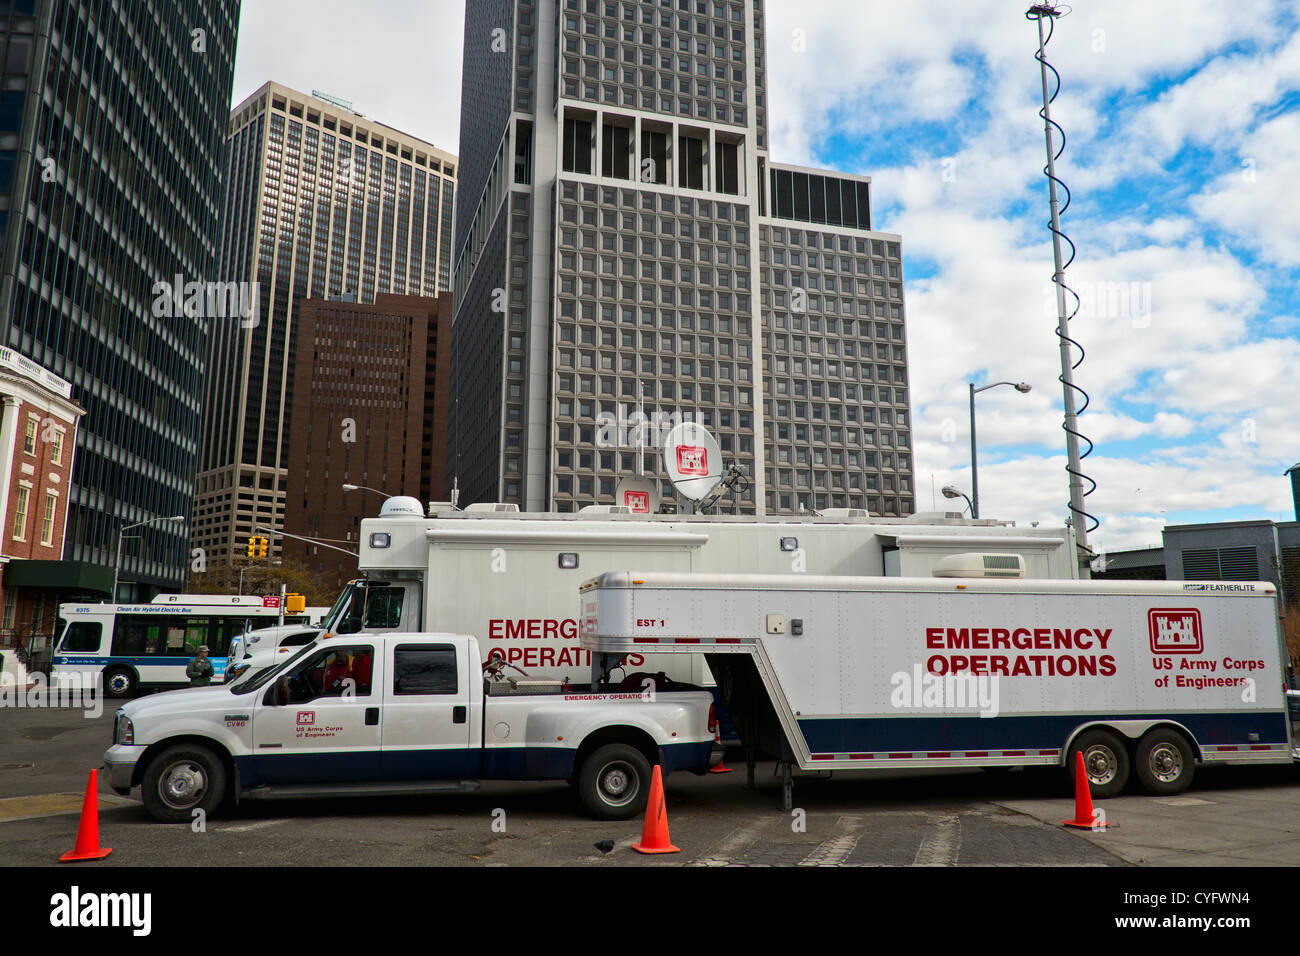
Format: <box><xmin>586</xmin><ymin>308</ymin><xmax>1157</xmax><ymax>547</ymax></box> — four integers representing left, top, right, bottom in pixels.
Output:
<box><xmin>1062</xmin><ymin>750</ymin><xmax>1112</xmax><ymax>830</ymax></box>
<box><xmin>709</xmin><ymin>727</ymin><xmax>734</xmax><ymax>774</ymax></box>
<box><xmin>60</xmin><ymin>769</ymin><xmax>112</xmax><ymax>861</ymax></box>
<box><xmin>631</xmin><ymin>765</ymin><xmax>679</xmax><ymax>854</ymax></box>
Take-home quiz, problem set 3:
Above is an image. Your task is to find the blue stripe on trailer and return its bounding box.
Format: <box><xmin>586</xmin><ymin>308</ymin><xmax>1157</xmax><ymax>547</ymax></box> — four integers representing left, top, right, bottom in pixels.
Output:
<box><xmin>796</xmin><ymin>711</ymin><xmax>1289</xmax><ymax>756</ymax></box>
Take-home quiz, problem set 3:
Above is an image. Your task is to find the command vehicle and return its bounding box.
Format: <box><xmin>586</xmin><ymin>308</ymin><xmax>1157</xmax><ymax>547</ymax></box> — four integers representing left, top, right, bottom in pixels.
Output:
<box><xmin>104</xmin><ymin>631</ymin><xmax>716</xmax><ymax>822</ymax></box>
<box><xmin>330</xmin><ymin>496</ymin><xmax>1083</xmax><ymax>694</ymax></box>
<box><xmin>579</xmin><ymin>571</ymin><xmax>1294</xmax><ymax>807</ymax></box>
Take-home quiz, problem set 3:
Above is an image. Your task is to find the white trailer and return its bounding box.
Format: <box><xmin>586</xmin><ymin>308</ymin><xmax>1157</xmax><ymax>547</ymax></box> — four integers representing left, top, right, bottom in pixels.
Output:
<box><xmin>345</xmin><ymin>497</ymin><xmax>1083</xmax><ymax>693</ymax></box>
<box><xmin>579</xmin><ymin>571</ymin><xmax>1295</xmax><ymax>806</ymax></box>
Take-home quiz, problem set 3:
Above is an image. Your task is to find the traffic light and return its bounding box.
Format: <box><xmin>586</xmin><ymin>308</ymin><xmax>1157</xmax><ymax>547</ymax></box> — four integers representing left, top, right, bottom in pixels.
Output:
<box><xmin>246</xmin><ymin>535</ymin><xmax>269</xmax><ymax>558</ymax></box>
<box><xmin>258</xmin><ymin>536</ymin><xmax>268</xmax><ymax>558</ymax></box>
<box><xmin>246</xmin><ymin>536</ymin><xmax>256</xmax><ymax>558</ymax></box>
<box><xmin>285</xmin><ymin>593</ymin><xmax>306</xmax><ymax>614</ymax></box>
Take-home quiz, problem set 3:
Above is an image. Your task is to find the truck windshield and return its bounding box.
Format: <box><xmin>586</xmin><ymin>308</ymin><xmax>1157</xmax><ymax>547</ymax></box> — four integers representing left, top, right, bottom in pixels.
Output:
<box><xmin>319</xmin><ymin>581</ymin><xmax>365</xmax><ymax>634</ymax></box>
<box><xmin>228</xmin><ymin>642</ymin><xmax>319</xmax><ymax>695</ymax></box>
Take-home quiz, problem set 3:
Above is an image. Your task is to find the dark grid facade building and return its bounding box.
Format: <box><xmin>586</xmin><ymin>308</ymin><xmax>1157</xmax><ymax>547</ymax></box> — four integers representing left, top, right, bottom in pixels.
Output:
<box><xmin>193</xmin><ymin>83</ymin><xmax>457</xmax><ymax>563</ymax></box>
<box><xmin>282</xmin><ymin>292</ymin><xmax>452</xmax><ymax>591</ymax></box>
<box><xmin>451</xmin><ymin>0</ymin><xmax>914</xmax><ymax>516</ymax></box>
<box><xmin>0</xmin><ymin>0</ymin><xmax>239</xmax><ymax>593</ymax></box>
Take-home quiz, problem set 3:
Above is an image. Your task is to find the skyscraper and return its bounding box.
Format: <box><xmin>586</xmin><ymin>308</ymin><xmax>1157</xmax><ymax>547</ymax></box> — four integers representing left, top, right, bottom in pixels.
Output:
<box><xmin>282</xmin><ymin>291</ymin><xmax>452</xmax><ymax>591</ymax></box>
<box><xmin>0</xmin><ymin>0</ymin><xmax>240</xmax><ymax>596</ymax></box>
<box><xmin>451</xmin><ymin>0</ymin><xmax>915</xmax><ymax>517</ymax></box>
<box><xmin>193</xmin><ymin>83</ymin><xmax>458</xmax><ymax>563</ymax></box>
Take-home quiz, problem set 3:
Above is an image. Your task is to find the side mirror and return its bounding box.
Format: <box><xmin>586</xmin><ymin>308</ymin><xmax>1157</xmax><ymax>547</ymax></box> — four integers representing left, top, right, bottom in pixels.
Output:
<box><xmin>263</xmin><ymin>679</ymin><xmax>287</xmax><ymax>708</ymax></box>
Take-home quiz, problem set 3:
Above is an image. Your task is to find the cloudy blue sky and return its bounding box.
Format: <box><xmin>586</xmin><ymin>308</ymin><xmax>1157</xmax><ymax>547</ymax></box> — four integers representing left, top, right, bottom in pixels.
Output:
<box><xmin>233</xmin><ymin>1</ymin><xmax>1299</xmax><ymax>551</ymax></box>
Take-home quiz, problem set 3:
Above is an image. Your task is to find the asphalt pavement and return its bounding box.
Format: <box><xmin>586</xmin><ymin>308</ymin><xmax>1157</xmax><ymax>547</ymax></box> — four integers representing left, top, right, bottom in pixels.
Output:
<box><xmin>3</xmin><ymin>704</ymin><xmax>1299</xmax><ymax>867</ymax></box>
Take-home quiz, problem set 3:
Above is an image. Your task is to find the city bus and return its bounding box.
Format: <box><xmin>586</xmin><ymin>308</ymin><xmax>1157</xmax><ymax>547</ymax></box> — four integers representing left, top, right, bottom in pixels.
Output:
<box><xmin>51</xmin><ymin>594</ymin><xmax>315</xmax><ymax>697</ymax></box>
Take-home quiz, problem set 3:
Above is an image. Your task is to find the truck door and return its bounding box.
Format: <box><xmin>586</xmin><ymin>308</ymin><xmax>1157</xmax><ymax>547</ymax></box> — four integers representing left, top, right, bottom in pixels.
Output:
<box><xmin>380</xmin><ymin>639</ymin><xmax>476</xmax><ymax>779</ymax></box>
<box><xmin>250</xmin><ymin>641</ymin><xmax>383</xmax><ymax>785</ymax></box>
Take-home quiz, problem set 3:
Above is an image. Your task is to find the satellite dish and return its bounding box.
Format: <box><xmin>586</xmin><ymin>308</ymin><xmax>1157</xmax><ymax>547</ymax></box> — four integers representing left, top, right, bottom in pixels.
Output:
<box><xmin>379</xmin><ymin>496</ymin><xmax>424</xmax><ymax>517</ymax></box>
<box><xmin>615</xmin><ymin>475</ymin><xmax>660</xmax><ymax>515</ymax></box>
<box><xmin>662</xmin><ymin>421</ymin><xmax>723</xmax><ymax>502</ymax></box>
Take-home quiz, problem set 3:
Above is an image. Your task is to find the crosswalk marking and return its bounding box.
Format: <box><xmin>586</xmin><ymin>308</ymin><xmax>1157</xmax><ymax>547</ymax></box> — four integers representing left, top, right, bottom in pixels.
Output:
<box><xmin>912</xmin><ymin>813</ymin><xmax>961</xmax><ymax>866</ymax></box>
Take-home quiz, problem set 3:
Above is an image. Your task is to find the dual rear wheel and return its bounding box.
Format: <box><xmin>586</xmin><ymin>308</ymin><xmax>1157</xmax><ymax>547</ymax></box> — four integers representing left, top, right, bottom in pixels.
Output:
<box><xmin>1067</xmin><ymin>727</ymin><xmax>1195</xmax><ymax>798</ymax></box>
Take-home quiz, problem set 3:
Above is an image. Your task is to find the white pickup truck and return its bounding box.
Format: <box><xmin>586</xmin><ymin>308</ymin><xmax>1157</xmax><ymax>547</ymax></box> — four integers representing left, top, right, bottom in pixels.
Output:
<box><xmin>104</xmin><ymin>632</ymin><xmax>717</xmax><ymax>822</ymax></box>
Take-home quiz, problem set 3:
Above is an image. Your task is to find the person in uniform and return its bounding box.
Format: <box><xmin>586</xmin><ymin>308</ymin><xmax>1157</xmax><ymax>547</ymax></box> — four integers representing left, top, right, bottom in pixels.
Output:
<box><xmin>187</xmin><ymin>645</ymin><xmax>214</xmax><ymax>686</ymax></box>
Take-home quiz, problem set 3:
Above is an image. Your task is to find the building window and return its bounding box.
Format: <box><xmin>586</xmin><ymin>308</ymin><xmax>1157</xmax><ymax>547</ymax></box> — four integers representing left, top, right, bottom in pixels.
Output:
<box><xmin>601</xmin><ymin>121</ymin><xmax>631</xmax><ymax>179</ymax></box>
<box><xmin>12</xmin><ymin>486</ymin><xmax>29</xmax><ymax>540</ymax></box>
<box><xmin>40</xmin><ymin>493</ymin><xmax>56</xmax><ymax>546</ymax></box>
<box><xmin>50</xmin><ymin>429</ymin><xmax>63</xmax><ymax>465</ymax></box>
<box><xmin>677</xmin><ymin>133</ymin><xmax>705</xmax><ymax>190</ymax></box>
<box><xmin>23</xmin><ymin>418</ymin><xmax>37</xmax><ymax>455</ymax></box>
<box><xmin>716</xmin><ymin>140</ymin><xmax>740</xmax><ymax>194</ymax></box>
<box><xmin>562</xmin><ymin>116</ymin><xmax>593</xmax><ymax>174</ymax></box>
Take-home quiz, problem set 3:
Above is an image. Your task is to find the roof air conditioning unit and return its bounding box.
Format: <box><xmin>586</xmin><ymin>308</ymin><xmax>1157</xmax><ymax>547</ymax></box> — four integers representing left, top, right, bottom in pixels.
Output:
<box><xmin>932</xmin><ymin>553</ymin><xmax>1026</xmax><ymax>579</ymax></box>
<box><xmin>464</xmin><ymin>502</ymin><xmax>521</xmax><ymax>514</ymax></box>
<box><xmin>819</xmin><ymin>508</ymin><xmax>871</xmax><ymax>519</ymax></box>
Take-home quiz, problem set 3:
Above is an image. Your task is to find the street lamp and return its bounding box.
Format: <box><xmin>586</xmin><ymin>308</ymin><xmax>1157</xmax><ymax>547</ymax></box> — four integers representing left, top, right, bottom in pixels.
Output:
<box><xmin>969</xmin><ymin>381</ymin><xmax>1031</xmax><ymax>519</ymax></box>
<box><xmin>941</xmin><ymin>485</ymin><xmax>973</xmax><ymax>516</ymax></box>
<box><xmin>342</xmin><ymin>484</ymin><xmax>390</xmax><ymax>498</ymax></box>
<box><xmin>112</xmin><ymin>515</ymin><xmax>184</xmax><ymax>602</ymax></box>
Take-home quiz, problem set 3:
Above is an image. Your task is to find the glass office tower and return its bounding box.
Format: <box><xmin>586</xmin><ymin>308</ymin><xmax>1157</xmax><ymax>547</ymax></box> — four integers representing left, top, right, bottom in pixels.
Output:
<box><xmin>0</xmin><ymin>0</ymin><xmax>240</xmax><ymax>595</ymax></box>
<box><xmin>451</xmin><ymin>0</ymin><xmax>915</xmax><ymax>517</ymax></box>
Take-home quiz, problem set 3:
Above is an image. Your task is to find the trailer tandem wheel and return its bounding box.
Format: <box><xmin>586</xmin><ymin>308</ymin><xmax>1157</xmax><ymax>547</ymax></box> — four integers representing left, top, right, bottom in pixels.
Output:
<box><xmin>1066</xmin><ymin>728</ymin><xmax>1130</xmax><ymax>799</ymax></box>
<box><xmin>1134</xmin><ymin>728</ymin><xmax>1195</xmax><ymax>796</ymax></box>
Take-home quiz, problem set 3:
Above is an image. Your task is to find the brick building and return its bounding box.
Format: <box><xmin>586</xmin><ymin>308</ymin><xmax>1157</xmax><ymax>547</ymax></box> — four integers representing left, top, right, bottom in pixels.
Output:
<box><xmin>0</xmin><ymin>347</ymin><xmax>92</xmax><ymax>673</ymax></box>
<box><xmin>282</xmin><ymin>292</ymin><xmax>452</xmax><ymax>589</ymax></box>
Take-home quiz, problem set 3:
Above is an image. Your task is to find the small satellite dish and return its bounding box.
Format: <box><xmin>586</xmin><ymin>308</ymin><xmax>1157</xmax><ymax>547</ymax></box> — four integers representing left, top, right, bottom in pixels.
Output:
<box><xmin>615</xmin><ymin>475</ymin><xmax>660</xmax><ymax>515</ymax></box>
<box><xmin>662</xmin><ymin>421</ymin><xmax>723</xmax><ymax>502</ymax></box>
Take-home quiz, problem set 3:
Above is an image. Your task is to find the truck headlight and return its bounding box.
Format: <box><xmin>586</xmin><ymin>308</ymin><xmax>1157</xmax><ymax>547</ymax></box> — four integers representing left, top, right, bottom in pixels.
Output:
<box><xmin>115</xmin><ymin>712</ymin><xmax>133</xmax><ymax>746</ymax></box>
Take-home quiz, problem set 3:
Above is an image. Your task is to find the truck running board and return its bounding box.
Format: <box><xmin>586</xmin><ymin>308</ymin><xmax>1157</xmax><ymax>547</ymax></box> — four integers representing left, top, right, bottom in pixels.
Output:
<box><xmin>241</xmin><ymin>780</ymin><xmax>482</xmax><ymax>801</ymax></box>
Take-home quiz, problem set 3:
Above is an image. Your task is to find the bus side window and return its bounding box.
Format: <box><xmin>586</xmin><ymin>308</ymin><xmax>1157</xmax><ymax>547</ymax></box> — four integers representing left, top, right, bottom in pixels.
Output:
<box><xmin>113</xmin><ymin>618</ymin><xmax>146</xmax><ymax>656</ymax></box>
<box><xmin>182</xmin><ymin>618</ymin><xmax>210</xmax><ymax>656</ymax></box>
<box><xmin>59</xmin><ymin>622</ymin><xmax>103</xmax><ymax>653</ymax></box>
<box><xmin>210</xmin><ymin>618</ymin><xmax>241</xmax><ymax>657</ymax></box>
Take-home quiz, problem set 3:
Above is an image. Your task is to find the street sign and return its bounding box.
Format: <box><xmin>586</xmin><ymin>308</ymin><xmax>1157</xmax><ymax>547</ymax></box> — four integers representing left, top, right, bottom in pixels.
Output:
<box><xmin>261</xmin><ymin>595</ymin><xmax>280</xmax><ymax>608</ymax></box>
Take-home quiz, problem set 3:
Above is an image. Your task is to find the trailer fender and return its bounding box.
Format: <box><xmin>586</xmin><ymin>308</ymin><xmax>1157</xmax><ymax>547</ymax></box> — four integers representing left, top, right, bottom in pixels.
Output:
<box><xmin>1061</xmin><ymin>720</ymin><xmax>1202</xmax><ymax>765</ymax></box>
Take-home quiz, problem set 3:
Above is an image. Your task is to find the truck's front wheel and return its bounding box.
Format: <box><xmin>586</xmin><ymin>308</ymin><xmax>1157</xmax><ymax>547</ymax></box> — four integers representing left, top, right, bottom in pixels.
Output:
<box><xmin>141</xmin><ymin>744</ymin><xmax>227</xmax><ymax>824</ymax></box>
<box><xmin>577</xmin><ymin>744</ymin><xmax>651</xmax><ymax>820</ymax></box>
<box><xmin>1134</xmin><ymin>729</ymin><xmax>1195</xmax><ymax>795</ymax></box>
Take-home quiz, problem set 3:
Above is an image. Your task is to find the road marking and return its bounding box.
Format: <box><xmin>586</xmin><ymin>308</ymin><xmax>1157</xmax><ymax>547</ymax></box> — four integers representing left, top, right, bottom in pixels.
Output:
<box><xmin>0</xmin><ymin>791</ymin><xmax>134</xmax><ymax>823</ymax></box>
<box><xmin>688</xmin><ymin>819</ymin><xmax>773</xmax><ymax>867</ymax></box>
<box><xmin>1150</xmin><ymin>797</ymin><xmax>1214</xmax><ymax>807</ymax></box>
<box><xmin>912</xmin><ymin>813</ymin><xmax>961</xmax><ymax>866</ymax></box>
<box><xmin>216</xmin><ymin>819</ymin><xmax>287</xmax><ymax>833</ymax></box>
<box><xmin>799</xmin><ymin>816</ymin><xmax>864</xmax><ymax>866</ymax></box>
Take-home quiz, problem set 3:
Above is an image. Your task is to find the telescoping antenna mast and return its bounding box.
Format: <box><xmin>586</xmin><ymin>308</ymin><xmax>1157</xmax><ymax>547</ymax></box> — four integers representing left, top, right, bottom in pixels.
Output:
<box><xmin>1026</xmin><ymin>3</ymin><xmax>1097</xmax><ymax>555</ymax></box>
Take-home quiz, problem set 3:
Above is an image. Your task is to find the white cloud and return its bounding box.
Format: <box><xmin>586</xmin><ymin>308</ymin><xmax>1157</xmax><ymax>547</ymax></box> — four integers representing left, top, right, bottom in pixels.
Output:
<box><xmin>232</xmin><ymin>0</ymin><xmax>464</xmax><ymax>152</ymax></box>
<box><xmin>760</xmin><ymin>2</ymin><xmax>1297</xmax><ymax>534</ymax></box>
<box><xmin>1191</xmin><ymin>112</ymin><xmax>1300</xmax><ymax>266</ymax></box>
